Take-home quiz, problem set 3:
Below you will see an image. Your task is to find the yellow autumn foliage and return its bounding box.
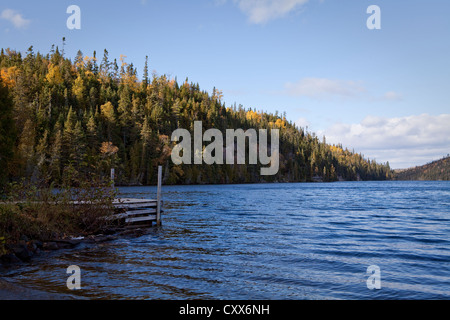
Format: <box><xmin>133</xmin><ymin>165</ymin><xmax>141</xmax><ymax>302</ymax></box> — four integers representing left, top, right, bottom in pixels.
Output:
<box><xmin>46</xmin><ymin>63</ymin><xmax>64</xmax><ymax>86</ymax></box>
<box><xmin>330</xmin><ymin>145</ymin><xmax>344</xmax><ymax>155</ymax></box>
<box><xmin>274</xmin><ymin>118</ymin><xmax>286</xmax><ymax>129</ymax></box>
<box><xmin>246</xmin><ymin>110</ymin><xmax>262</xmax><ymax>122</ymax></box>
<box><xmin>101</xmin><ymin>101</ymin><xmax>116</xmax><ymax>123</ymax></box>
<box><xmin>123</xmin><ymin>73</ymin><xmax>139</xmax><ymax>90</ymax></box>
<box><xmin>72</xmin><ymin>75</ymin><xmax>84</xmax><ymax>101</ymax></box>
<box><xmin>0</xmin><ymin>66</ymin><xmax>19</xmax><ymax>88</ymax></box>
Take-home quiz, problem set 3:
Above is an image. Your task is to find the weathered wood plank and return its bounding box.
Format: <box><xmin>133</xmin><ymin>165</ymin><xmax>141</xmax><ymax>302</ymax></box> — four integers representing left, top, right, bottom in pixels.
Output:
<box><xmin>115</xmin><ymin>202</ymin><xmax>159</xmax><ymax>209</ymax></box>
<box><xmin>125</xmin><ymin>215</ymin><xmax>157</xmax><ymax>223</ymax></box>
<box><xmin>113</xmin><ymin>198</ymin><xmax>158</xmax><ymax>204</ymax></box>
<box><xmin>112</xmin><ymin>209</ymin><xmax>157</xmax><ymax>219</ymax></box>
<box><xmin>6</xmin><ymin>198</ymin><xmax>159</xmax><ymax>207</ymax></box>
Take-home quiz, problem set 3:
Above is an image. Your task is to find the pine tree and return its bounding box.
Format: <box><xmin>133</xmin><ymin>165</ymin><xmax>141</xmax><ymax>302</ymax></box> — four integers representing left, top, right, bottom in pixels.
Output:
<box><xmin>100</xmin><ymin>101</ymin><xmax>116</xmax><ymax>142</ymax></box>
<box><xmin>75</xmin><ymin>50</ymin><xmax>83</xmax><ymax>70</ymax></box>
<box><xmin>142</xmin><ymin>55</ymin><xmax>149</xmax><ymax>90</ymax></box>
<box><xmin>100</xmin><ymin>49</ymin><xmax>111</xmax><ymax>81</ymax></box>
<box><xmin>140</xmin><ymin>116</ymin><xmax>152</xmax><ymax>182</ymax></box>
<box><xmin>36</xmin><ymin>129</ymin><xmax>49</xmax><ymax>176</ymax></box>
<box><xmin>0</xmin><ymin>79</ymin><xmax>16</xmax><ymax>185</ymax></box>
<box><xmin>62</xmin><ymin>107</ymin><xmax>77</xmax><ymax>164</ymax></box>
<box><xmin>17</xmin><ymin>119</ymin><xmax>36</xmax><ymax>177</ymax></box>
<box><xmin>49</xmin><ymin>128</ymin><xmax>62</xmax><ymax>182</ymax></box>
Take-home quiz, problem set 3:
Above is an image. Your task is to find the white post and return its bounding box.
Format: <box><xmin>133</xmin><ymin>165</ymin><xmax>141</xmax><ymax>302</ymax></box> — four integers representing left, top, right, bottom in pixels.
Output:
<box><xmin>111</xmin><ymin>168</ymin><xmax>115</xmax><ymax>187</ymax></box>
<box><xmin>156</xmin><ymin>165</ymin><xmax>162</xmax><ymax>226</ymax></box>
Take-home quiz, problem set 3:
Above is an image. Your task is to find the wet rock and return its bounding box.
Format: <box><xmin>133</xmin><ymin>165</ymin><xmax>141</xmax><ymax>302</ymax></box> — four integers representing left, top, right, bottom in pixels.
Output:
<box><xmin>27</xmin><ymin>241</ymin><xmax>38</xmax><ymax>253</ymax></box>
<box><xmin>42</xmin><ymin>242</ymin><xmax>59</xmax><ymax>251</ymax></box>
<box><xmin>93</xmin><ymin>235</ymin><xmax>118</xmax><ymax>243</ymax></box>
<box><xmin>103</xmin><ymin>228</ymin><xmax>118</xmax><ymax>235</ymax></box>
<box><xmin>12</xmin><ymin>244</ymin><xmax>33</xmax><ymax>262</ymax></box>
<box><xmin>54</xmin><ymin>239</ymin><xmax>81</xmax><ymax>249</ymax></box>
<box><xmin>30</xmin><ymin>240</ymin><xmax>43</xmax><ymax>250</ymax></box>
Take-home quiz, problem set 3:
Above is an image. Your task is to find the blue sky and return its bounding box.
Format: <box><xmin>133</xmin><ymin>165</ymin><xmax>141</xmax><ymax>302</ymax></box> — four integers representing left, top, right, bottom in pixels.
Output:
<box><xmin>1</xmin><ymin>0</ymin><xmax>449</xmax><ymax>168</ymax></box>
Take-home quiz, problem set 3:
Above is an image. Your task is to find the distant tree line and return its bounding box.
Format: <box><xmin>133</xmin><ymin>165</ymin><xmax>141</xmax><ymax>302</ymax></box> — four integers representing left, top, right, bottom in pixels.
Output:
<box><xmin>395</xmin><ymin>156</ymin><xmax>450</xmax><ymax>181</ymax></box>
<box><xmin>0</xmin><ymin>45</ymin><xmax>393</xmax><ymax>188</ymax></box>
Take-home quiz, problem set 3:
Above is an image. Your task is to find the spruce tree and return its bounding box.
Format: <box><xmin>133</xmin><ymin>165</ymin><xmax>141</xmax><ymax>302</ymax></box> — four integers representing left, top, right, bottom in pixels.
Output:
<box><xmin>0</xmin><ymin>79</ymin><xmax>16</xmax><ymax>186</ymax></box>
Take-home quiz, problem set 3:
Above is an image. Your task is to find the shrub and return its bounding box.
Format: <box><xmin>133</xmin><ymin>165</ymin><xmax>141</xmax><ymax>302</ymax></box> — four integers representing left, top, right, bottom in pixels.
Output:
<box><xmin>0</xmin><ymin>167</ymin><xmax>118</xmax><ymax>249</ymax></box>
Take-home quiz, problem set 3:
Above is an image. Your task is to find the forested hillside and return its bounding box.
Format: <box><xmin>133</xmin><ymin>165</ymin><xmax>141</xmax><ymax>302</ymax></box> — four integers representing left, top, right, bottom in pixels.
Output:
<box><xmin>0</xmin><ymin>46</ymin><xmax>393</xmax><ymax>187</ymax></box>
<box><xmin>395</xmin><ymin>156</ymin><xmax>450</xmax><ymax>181</ymax></box>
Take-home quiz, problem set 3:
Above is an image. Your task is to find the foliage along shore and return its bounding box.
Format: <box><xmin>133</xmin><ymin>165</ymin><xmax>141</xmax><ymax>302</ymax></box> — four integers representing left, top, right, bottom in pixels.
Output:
<box><xmin>0</xmin><ymin>45</ymin><xmax>392</xmax><ymax>189</ymax></box>
<box><xmin>0</xmin><ymin>170</ymin><xmax>124</xmax><ymax>265</ymax></box>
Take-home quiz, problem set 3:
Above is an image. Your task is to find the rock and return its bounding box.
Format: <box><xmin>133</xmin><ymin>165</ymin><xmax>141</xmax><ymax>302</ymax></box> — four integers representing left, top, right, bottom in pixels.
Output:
<box><xmin>17</xmin><ymin>240</ymin><xmax>27</xmax><ymax>247</ymax></box>
<box><xmin>103</xmin><ymin>228</ymin><xmax>117</xmax><ymax>235</ymax></box>
<box><xmin>42</xmin><ymin>242</ymin><xmax>59</xmax><ymax>251</ymax></box>
<box><xmin>55</xmin><ymin>239</ymin><xmax>81</xmax><ymax>249</ymax></box>
<box><xmin>12</xmin><ymin>244</ymin><xmax>33</xmax><ymax>262</ymax></box>
<box><xmin>30</xmin><ymin>240</ymin><xmax>43</xmax><ymax>249</ymax></box>
<box><xmin>93</xmin><ymin>235</ymin><xmax>118</xmax><ymax>243</ymax></box>
<box><xmin>27</xmin><ymin>241</ymin><xmax>38</xmax><ymax>252</ymax></box>
<box><xmin>0</xmin><ymin>253</ymin><xmax>22</xmax><ymax>265</ymax></box>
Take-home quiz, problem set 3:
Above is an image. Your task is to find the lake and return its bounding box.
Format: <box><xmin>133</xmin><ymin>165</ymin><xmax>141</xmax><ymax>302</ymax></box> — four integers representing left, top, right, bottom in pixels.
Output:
<box><xmin>1</xmin><ymin>181</ymin><xmax>449</xmax><ymax>299</ymax></box>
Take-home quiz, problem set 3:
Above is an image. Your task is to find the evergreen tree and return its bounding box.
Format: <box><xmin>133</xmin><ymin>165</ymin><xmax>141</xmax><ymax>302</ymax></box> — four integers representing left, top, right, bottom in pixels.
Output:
<box><xmin>0</xmin><ymin>79</ymin><xmax>16</xmax><ymax>186</ymax></box>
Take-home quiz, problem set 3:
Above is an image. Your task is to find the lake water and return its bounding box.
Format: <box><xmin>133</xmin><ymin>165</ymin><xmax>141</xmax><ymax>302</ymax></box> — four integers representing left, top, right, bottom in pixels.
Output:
<box><xmin>1</xmin><ymin>181</ymin><xmax>450</xmax><ymax>299</ymax></box>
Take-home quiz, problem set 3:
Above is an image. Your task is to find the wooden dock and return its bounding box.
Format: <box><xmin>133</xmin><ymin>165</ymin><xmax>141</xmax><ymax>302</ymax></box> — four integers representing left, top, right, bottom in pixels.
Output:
<box><xmin>112</xmin><ymin>198</ymin><xmax>163</xmax><ymax>227</ymax></box>
<box><xmin>3</xmin><ymin>167</ymin><xmax>164</xmax><ymax>228</ymax></box>
<box><xmin>111</xmin><ymin>166</ymin><xmax>163</xmax><ymax>227</ymax></box>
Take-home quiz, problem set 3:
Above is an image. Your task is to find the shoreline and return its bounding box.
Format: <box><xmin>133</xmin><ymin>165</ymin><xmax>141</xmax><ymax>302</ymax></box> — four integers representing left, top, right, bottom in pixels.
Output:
<box><xmin>0</xmin><ymin>227</ymin><xmax>151</xmax><ymax>300</ymax></box>
<box><xmin>1</xmin><ymin>226</ymin><xmax>149</xmax><ymax>266</ymax></box>
<box><xmin>0</xmin><ymin>277</ymin><xmax>74</xmax><ymax>300</ymax></box>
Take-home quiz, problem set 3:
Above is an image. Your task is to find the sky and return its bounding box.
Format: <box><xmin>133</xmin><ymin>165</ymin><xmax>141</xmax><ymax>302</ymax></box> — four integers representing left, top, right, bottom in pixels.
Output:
<box><xmin>0</xmin><ymin>0</ymin><xmax>449</xmax><ymax>169</ymax></box>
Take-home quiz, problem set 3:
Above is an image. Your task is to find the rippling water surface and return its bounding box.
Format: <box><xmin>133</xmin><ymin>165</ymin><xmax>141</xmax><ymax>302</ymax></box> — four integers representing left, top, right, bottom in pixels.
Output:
<box><xmin>2</xmin><ymin>181</ymin><xmax>450</xmax><ymax>299</ymax></box>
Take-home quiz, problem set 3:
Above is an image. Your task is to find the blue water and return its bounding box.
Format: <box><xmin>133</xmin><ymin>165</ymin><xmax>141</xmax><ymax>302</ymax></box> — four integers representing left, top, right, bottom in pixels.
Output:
<box><xmin>2</xmin><ymin>181</ymin><xmax>450</xmax><ymax>299</ymax></box>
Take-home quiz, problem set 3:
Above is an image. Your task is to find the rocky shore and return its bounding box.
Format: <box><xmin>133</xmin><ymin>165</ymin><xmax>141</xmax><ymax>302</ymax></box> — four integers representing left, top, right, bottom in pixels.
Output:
<box><xmin>0</xmin><ymin>227</ymin><xmax>150</xmax><ymax>299</ymax></box>
<box><xmin>1</xmin><ymin>233</ymin><xmax>116</xmax><ymax>266</ymax></box>
<box><xmin>1</xmin><ymin>227</ymin><xmax>149</xmax><ymax>267</ymax></box>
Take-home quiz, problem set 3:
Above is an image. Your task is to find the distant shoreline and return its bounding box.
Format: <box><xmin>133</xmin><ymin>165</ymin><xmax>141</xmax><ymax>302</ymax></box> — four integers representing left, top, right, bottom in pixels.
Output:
<box><xmin>113</xmin><ymin>179</ymin><xmax>448</xmax><ymax>188</ymax></box>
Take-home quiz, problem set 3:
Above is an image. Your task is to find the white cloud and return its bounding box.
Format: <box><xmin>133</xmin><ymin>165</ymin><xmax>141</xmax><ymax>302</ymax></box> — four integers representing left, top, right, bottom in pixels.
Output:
<box><xmin>285</xmin><ymin>78</ymin><xmax>403</xmax><ymax>102</ymax></box>
<box><xmin>320</xmin><ymin>114</ymin><xmax>450</xmax><ymax>169</ymax></box>
<box><xmin>381</xmin><ymin>91</ymin><xmax>403</xmax><ymax>101</ymax></box>
<box><xmin>1</xmin><ymin>9</ymin><xmax>30</xmax><ymax>29</ymax></box>
<box><xmin>285</xmin><ymin>77</ymin><xmax>366</xmax><ymax>100</ymax></box>
<box><xmin>230</xmin><ymin>0</ymin><xmax>310</xmax><ymax>24</ymax></box>
<box><xmin>294</xmin><ymin>117</ymin><xmax>310</xmax><ymax>129</ymax></box>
